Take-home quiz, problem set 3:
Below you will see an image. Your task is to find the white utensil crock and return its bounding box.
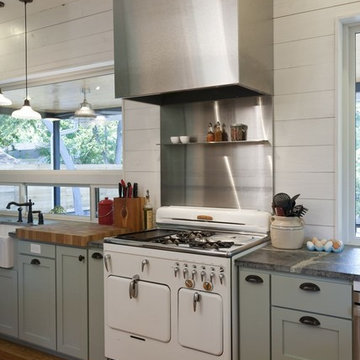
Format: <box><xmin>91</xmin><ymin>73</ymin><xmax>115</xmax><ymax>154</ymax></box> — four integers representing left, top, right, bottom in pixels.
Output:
<box><xmin>270</xmin><ymin>216</ymin><xmax>305</xmax><ymax>249</ymax></box>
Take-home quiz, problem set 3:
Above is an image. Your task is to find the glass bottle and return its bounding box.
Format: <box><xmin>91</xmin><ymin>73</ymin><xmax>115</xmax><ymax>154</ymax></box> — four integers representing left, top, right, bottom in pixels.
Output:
<box><xmin>143</xmin><ymin>190</ymin><xmax>153</xmax><ymax>230</ymax></box>
<box><xmin>222</xmin><ymin>123</ymin><xmax>228</xmax><ymax>141</ymax></box>
<box><xmin>214</xmin><ymin>121</ymin><xmax>222</xmax><ymax>142</ymax></box>
<box><xmin>206</xmin><ymin>122</ymin><xmax>215</xmax><ymax>142</ymax></box>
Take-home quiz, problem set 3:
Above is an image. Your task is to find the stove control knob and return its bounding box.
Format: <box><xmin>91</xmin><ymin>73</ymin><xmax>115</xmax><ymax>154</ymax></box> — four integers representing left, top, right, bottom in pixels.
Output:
<box><xmin>141</xmin><ymin>259</ymin><xmax>149</xmax><ymax>272</ymax></box>
<box><xmin>174</xmin><ymin>266</ymin><xmax>180</xmax><ymax>278</ymax></box>
<box><xmin>200</xmin><ymin>270</ymin><xmax>206</xmax><ymax>282</ymax></box>
<box><xmin>219</xmin><ymin>273</ymin><xmax>225</xmax><ymax>285</ymax></box>
<box><xmin>203</xmin><ymin>281</ymin><xmax>213</xmax><ymax>291</ymax></box>
<box><xmin>191</xmin><ymin>269</ymin><xmax>197</xmax><ymax>280</ymax></box>
<box><xmin>210</xmin><ymin>272</ymin><xmax>215</xmax><ymax>283</ymax></box>
<box><xmin>183</xmin><ymin>267</ymin><xmax>189</xmax><ymax>279</ymax></box>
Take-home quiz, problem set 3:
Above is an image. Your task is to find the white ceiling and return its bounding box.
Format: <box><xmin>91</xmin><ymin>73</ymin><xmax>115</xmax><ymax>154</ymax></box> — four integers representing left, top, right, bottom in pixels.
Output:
<box><xmin>2</xmin><ymin>73</ymin><xmax>122</xmax><ymax>114</ymax></box>
<box><xmin>0</xmin><ymin>0</ymin><xmax>118</xmax><ymax>113</ymax></box>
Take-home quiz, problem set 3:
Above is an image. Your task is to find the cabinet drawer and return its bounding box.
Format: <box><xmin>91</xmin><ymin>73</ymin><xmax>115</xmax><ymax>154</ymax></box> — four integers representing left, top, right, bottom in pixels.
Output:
<box><xmin>18</xmin><ymin>240</ymin><xmax>55</xmax><ymax>259</ymax></box>
<box><xmin>272</xmin><ymin>274</ymin><xmax>352</xmax><ymax>319</ymax></box>
<box><xmin>272</xmin><ymin>307</ymin><xmax>352</xmax><ymax>360</ymax></box>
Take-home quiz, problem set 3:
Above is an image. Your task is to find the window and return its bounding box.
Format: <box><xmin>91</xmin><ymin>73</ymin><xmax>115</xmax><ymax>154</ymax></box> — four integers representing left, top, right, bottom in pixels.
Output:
<box><xmin>0</xmin><ymin>73</ymin><xmax>123</xmax><ymax>220</ymax></box>
<box><xmin>339</xmin><ymin>21</ymin><xmax>360</xmax><ymax>242</ymax></box>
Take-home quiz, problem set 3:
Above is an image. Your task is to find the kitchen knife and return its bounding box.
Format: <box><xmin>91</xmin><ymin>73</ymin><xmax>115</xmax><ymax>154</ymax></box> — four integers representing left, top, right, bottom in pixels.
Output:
<box><xmin>133</xmin><ymin>183</ymin><xmax>138</xmax><ymax>198</ymax></box>
<box><xmin>118</xmin><ymin>183</ymin><xmax>122</xmax><ymax>198</ymax></box>
<box><xmin>127</xmin><ymin>182</ymin><xmax>132</xmax><ymax>198</ymax></box>
<box><xmin>120</xmin><ymin>179</ymin><xmax>126</xmax><ymax>198</ymax></box>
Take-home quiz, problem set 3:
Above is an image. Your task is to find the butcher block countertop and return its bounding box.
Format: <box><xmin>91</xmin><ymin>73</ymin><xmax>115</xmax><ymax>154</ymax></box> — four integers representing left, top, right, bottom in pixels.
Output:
<box><xmin>15</xmin><ymin>222</ymin><xmax>127</xmax><ymax>247</ymax></box>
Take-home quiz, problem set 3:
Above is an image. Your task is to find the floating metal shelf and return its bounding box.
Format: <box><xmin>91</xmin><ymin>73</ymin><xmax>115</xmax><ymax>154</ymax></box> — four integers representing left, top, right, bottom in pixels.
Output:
<box><xmin>158</xmin><ymin>139</ymin><xmax>270</xmax><ymax>146</ymax></box>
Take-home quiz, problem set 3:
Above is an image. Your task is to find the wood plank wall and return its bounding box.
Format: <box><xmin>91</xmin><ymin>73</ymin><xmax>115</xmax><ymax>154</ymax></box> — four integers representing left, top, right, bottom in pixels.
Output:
<box><xmin>273</xmin><ymin>0</ymin><xmax>360</xmax><ymax>240</ymax></box>
<box><xmin>122</xmin><ymin>100</ymin><xmax>161</xmax><ymax>210</ymax></box>
<box><xmin>0</xmin><ymin>0</ymin><xmax>113</xmax><ymax>84</ymax></box>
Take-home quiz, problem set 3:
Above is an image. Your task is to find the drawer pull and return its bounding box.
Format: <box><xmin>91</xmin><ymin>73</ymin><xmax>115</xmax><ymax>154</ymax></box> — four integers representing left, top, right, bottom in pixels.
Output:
<box><xmin>30</xmin><ymin>258</ymin><xmax>40</xmax><ymax>265</ymax></box>
<box><xmin>91</xmin><ymin>252</ymin><xmax>103</xmax><ymax>260</ymax></box>
<box><xmin>299</xmin><ymin>282</ymin><xmax>320</xmax><ymax>292</ymax></box>
<box><xmin>245</xmin><ymin>275</ymin><xmax>264</xmax><ymax>284</ymax></box>
<box><xmin>299</xmin><ymin>316</ymin><xmax>321</xmax><ymax>327</ymax></box>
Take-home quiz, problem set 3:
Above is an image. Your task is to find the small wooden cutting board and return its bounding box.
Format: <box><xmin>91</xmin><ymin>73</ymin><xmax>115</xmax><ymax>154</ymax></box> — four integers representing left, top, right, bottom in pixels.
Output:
<box><xmin>16</xmin><ymin>222</ymin><xmax>127</xmax><ymax>247</ymax></box>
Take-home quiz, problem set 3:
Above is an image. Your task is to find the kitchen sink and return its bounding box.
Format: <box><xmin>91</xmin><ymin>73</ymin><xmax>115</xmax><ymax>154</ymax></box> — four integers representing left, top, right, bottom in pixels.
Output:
<box><xmin>0</xmin><ymin>223</ymin><xmax>19</xmax><ymax>268</ymax></box>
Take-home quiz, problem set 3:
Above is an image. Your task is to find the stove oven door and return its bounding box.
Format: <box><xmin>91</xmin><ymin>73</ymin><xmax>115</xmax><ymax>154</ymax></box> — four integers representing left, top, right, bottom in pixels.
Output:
<box><xmin>178</xmin><ymin>288</ymin><xmax>223</xmax><ymax>355</ymax></box>
<box><xmin>106</xmin><ymin>275</ymin><xmax>171</xmax><ymax>342</ymax></box>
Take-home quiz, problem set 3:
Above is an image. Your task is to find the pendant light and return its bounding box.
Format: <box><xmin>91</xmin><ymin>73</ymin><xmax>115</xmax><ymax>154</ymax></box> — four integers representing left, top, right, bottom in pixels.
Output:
<box><xmin>74</xmin><ymin>88</ymin><xmax>96</xmax><ymax>118</ymax></box>
<box><xmin>0</xmin><ymin>89</ymin><xmax>12</xmax><ymax>106</ymax></box>
<box><xmin>11</xmin><ymin>0</ymin><xmax>41</xmax><ymax>120</ymax></box>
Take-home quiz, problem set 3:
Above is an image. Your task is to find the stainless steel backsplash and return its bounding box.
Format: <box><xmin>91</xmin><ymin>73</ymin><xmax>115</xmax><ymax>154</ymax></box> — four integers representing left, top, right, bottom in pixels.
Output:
<box><xmin>160</xmin><ymin>96</ymin><xmax>273</xmax><ymax>212</ymax></box>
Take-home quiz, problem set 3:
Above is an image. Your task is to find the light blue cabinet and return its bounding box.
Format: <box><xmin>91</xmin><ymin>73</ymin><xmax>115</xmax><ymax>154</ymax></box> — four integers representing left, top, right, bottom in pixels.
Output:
<box><xmin>272</xmin><ymin>307</ymin><xmax>352</xmax><ymax>360</ymax></box>
<box><xmin>0</xmin><ymin>268</ymin><xmax>18</xmax><ymax>337</ymax></box>
<box><xmin>18</xmin><ymin>253</ymin><xmax>56</xmax><ymax>350</ymax></box>
<box><xmin>239</xmin><ymin>270</ymin><xmax>270</xmax><ymax>360</ymax></box>
<box><xmin>56</xmin><ymin>245</ymin><xmax>88</xmax><ymax>360</ymax></box>
<box><xmin>239</xmin><ymin>269</ymin><xmax>353</xmax><ymax>360</ymax></box>
<box><xmin>88</xmin><ymin>249</ymin><xmax>106</xmax><ymax>360</ymax></box>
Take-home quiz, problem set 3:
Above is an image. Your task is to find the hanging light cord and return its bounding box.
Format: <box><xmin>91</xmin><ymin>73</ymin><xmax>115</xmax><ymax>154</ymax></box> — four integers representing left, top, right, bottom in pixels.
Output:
<box><xmin>24</xmin><ymin>0</ymin><xmax>28</xmax><ymax>100</ymax></box>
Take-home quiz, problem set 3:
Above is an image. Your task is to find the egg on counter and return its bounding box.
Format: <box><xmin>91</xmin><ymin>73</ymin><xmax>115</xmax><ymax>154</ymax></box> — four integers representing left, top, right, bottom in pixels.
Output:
<box><xmin>307</xmin><ymin>237</ymin><xmax>344</xmax><ymax>253</ymax></box>
<box><xmin>323</xmin><ymin>240</ymin><xmax>333</xmax><ymax>252</ymax></box>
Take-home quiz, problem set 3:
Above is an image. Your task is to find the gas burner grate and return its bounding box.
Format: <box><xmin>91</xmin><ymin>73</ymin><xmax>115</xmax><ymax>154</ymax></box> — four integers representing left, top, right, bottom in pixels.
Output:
<box><xmin>155</xmin><ymin>230</ymin><xmax>235</xmax><ymax>249</ymax></box>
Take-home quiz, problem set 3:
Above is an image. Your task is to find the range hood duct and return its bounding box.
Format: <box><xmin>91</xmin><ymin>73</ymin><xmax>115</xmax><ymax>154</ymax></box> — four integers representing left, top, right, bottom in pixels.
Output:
<box><xmin>113</xmin><ymin>0</ymin><xmax>273</xmax><ymax>105</ymax></box>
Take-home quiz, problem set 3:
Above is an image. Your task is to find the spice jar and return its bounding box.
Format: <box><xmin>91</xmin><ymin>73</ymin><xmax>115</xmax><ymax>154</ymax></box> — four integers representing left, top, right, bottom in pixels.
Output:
<box><xmin>206</xmin><ymin>122</ymin><xmax>215</xmax><ymax>142</ymax></box>
<box><xmin>214</xmin><ymin>121</ymin><xmax>222</xmax><ymax>142</ymax></box>
<box><xmin>230</xmin><ymin>123</ymin><xmax>248</xmax><ymax>141</ymax></box>
<box><xmin>222</xmin><ymin>123</ymin><xmax>228</xmax><ymax>141</ymax></box>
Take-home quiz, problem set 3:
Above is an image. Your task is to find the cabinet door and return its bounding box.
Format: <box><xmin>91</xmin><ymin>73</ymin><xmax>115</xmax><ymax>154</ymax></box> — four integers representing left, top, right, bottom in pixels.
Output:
<box><xmin>0</xmin><ymin>268</ymin><xmax>18</xmax><ymax>337</ymax></box>
<box><xmin>239</xmin><ymin>270</ymin><xmax>270</xmax><ymax>360</ymax></box>
<box><xmin>56</xmin><ymin>246</ymin><xmax>88</xmax><ymax>360</ymax></box>
<box><xmin>272</xmin><ymin>307</ymin><xmax>352</xmax><ymax>360</ymax></box>
<box><xmin>178</xmin><ymin>288</ymin><xmax>223</xmax><ymax>356</ymax></box>
<box><xmin>88</xmin><ymin>249</ymin><xmax>106</xmax><ymax>360</ymax></box>
<box><xmin>18</xmin><ymin>254</ymin><xmax>56</xmax><ymax>350</ymax></box>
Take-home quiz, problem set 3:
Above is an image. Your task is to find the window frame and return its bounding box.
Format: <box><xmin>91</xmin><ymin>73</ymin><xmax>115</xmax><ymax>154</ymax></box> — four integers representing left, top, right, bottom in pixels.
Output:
<box><xmin>337</xmin><ymin>18</ymin><xmax>360</xmax><ymax>243</ymax></box>
<box><xmin>0</xmin><ymin>170</ymin><xmax>123</xmax><ymax>222</ymax></box>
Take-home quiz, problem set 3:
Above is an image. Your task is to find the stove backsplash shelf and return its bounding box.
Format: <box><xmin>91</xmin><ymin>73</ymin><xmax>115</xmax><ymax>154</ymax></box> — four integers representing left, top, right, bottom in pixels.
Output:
<box><xmin>160</xmin><ymin>96</ymin><xmax>273</xmax><ymax>212</ymax></box>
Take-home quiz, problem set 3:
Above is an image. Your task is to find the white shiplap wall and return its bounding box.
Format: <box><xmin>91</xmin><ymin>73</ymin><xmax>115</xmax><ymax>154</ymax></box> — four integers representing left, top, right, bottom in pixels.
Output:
<box><xmin>122</xmin><ymin>100</ymin><xmax>161</xmax><ymax>210</ymax></box>
<box><xmin>273</xmin><ymin>0</ymin><xmax>360</xmax><ymax>240</ymax></box>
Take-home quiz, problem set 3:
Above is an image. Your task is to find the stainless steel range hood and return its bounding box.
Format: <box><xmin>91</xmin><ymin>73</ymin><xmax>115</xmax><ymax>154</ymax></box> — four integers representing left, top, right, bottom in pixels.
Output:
<box><xmin>113</xmin><ymin>0</ymin><xmax>273</xmax><ymax>105</ymax></box>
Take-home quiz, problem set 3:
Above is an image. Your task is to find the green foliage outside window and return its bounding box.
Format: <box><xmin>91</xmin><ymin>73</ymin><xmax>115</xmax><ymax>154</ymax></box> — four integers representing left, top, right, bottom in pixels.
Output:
<box><xmin>0</xmin><ymin>114</ymin><xmax>121</xmax><ymax>166</ymax></box>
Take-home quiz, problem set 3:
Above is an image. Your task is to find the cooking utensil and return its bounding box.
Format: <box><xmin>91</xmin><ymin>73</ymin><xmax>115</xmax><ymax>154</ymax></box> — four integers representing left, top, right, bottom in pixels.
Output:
<box><xmin>133</xmin><ymin>183</ymin><xmax>138</xmax><ymax>198</ymax></box>
<box><xmin>273</xmin><ymin>193</ymin><xmax>291</xmax><ymax>216</ymax></box>
<box><xmin>127</xmin><ymin>182</ymin><xmax>133</xmax><ymax>198</ymax></box>
<box><xmin>292</xmin><ymin>205</ymin><xmax>308</xmax><ymax>217</ymax></box>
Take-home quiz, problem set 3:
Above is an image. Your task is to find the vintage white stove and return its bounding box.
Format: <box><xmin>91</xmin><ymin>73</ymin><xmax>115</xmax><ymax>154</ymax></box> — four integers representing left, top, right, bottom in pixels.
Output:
<box><xmin>103</xmin><ymin>206</ymin><xmax>270</xmax><ymax>360</ymax></box>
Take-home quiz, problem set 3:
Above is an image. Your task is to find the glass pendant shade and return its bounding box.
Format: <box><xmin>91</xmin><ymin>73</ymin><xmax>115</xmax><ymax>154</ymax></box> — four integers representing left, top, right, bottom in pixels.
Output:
<box><xmin>0</xmin><ymin>89</ymin><xmax>12</xmax><ymax>106</ymax></box>
<box><xmin>11</xmin><ymin>99</ymin><xmax>42</xmax><ymax>120</ymax></box>
<box><xmin>74</xmin><ymin>98</ymin><xmax>96</xmax><ymax>118</ymax></box>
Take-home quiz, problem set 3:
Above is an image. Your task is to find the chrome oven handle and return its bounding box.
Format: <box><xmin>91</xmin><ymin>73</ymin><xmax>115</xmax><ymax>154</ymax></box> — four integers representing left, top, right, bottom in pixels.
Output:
<box><xmin>193</xmin><ymin>292</ymin><xmax>201</xmax><ymax>312</ymax></box>
<box><xmin>104</xmin><ymin>254</ymin><xmax>111</xmax><ymax>272</ymax></box>
<box><xmin>129</xmin><ymin>274</ymin><xmax>140</xmax><ymax>299</ymax></box>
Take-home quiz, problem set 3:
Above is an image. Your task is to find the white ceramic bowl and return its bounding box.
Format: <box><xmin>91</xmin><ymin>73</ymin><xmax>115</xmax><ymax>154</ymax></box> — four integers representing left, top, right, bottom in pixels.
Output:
<box><xmin>180</xmin><ymin>136</ymin><xmax>190</xmax><ymax>144</ymax></box>
<box><xmin>170</xmin><ymin>136</ymin><xmax>180</xmax><ymax>144</ymax></box>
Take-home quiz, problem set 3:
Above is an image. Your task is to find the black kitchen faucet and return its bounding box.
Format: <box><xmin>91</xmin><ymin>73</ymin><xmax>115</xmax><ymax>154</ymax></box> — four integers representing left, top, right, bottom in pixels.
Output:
<box><xmin>6</xmin><ymin>199</ymin><xmax>34</xmax><ymax>224</ymax></box>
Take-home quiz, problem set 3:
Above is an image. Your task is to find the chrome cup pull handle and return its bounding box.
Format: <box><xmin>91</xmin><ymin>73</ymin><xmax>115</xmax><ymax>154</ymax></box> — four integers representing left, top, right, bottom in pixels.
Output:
<box><xmin>141</xmin><ymin>259</ymin><xmax>149</xmax><ymax>272</ymax></box>
<box><xmin>193</xmin><ymin>292</ymin><xmax>201</xmax><ymax>312</ymax></box>
<box><xmin>104</xmin><ymin>254</ymin><xmax>111</xmax><ymax>272</ymax></box>
<box><xmin>129</xmin><ymin>274</ymin><xmax>140</xmax><ymax>299</ymax></box>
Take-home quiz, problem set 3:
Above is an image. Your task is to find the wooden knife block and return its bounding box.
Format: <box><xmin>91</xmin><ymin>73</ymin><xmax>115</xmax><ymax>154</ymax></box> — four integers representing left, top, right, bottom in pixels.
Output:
<box><xmin>113</xmin><ymin>197</ymin><xmax>145</xmax><ymax>232</ymax></box>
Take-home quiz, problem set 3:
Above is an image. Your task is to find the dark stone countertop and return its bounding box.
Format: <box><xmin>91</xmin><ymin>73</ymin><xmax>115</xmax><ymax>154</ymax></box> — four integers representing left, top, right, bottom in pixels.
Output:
<box><xmin>236</xmin><ymin>244</ymin><xmax>360</xmax><ymax>282</ymax></box>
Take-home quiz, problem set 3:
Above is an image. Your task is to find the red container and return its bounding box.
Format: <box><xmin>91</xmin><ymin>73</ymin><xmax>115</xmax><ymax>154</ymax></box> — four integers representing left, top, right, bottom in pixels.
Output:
<box><xmin>98</xmin><ymin>197</ymin><xmax>113</xmax><ymax>225</ymax></box>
